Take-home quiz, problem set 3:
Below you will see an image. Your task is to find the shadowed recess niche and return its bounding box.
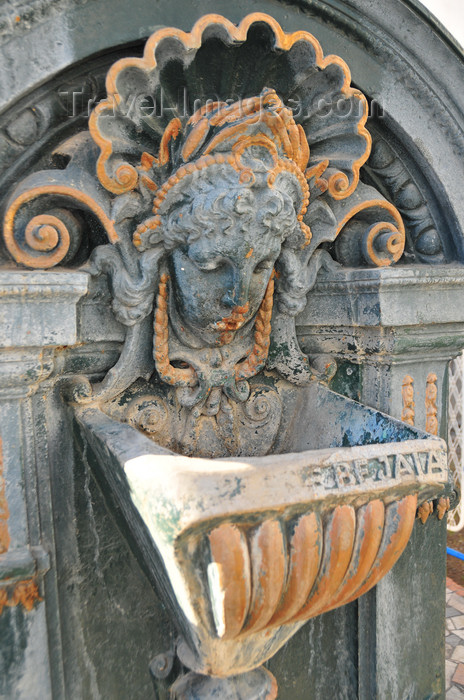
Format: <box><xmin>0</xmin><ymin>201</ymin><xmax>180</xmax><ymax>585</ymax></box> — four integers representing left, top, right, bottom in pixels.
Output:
<box><xmin>2</xmin><ymin>13</ymin><xmax>451</xmax><ymax>700</ymax></box>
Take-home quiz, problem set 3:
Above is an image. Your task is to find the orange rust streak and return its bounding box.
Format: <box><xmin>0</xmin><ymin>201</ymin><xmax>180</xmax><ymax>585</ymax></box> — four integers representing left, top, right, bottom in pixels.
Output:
<box><xmin>418</xmin><ymin>500</ymin><xmax>433</xmax><ymax>524</ymax></box>
<box><xmin>154</xmin><ymin>275</ymin><xmax>197</xmax><ymax>387</ymax></box>
<box><xmin>437</xmin><ymin>497</ymin><xmax>450</xmax><ymax>520</ymax></box>
<box><xmin>296</xmin><ymin>124</ymin><xmax>310</xmax><ymax>172</ymax></box>
<box><xmin>269</xmin><ymin>512</ymin><xmax>322</xmax><ymax>627</ymax></box>
<box><xmin>203</xmin><ymin>117</ymin><xmax>261</xmax><ymax>157</ymax></box>
<box><xmin>236</xmin><ymin>271</ymin><xmax>274</xmax><ymax>381</ymax></box>
<box><xmin>214</xmin><ymin>303</ymin><xmax>250</xmax><ymax>332</ymax></box>
<box><xmin>305</xmin><ymin>159</ymin><xmax>329</xmax><ymax>181</ymax></box>
<box><xmin>10</xmin><ymin>580</ymin><xmax>41</xmax><ymax>611</ymax></box>
<box><xmin>290</xmin><ymin>505</ymin><xmax>356</xmax><ymax>623</ymax></box>
<box><xmin>188</xmin><ymin>101</ymin><xmax>228</xmax><ymax>126</ymax></box>
<box><xmin>157</xmin><ymin>117</ymin><xmax>182</xmax><ymax>166</ymax></box>
<box><xmin>335</xmin><ymin>198</ymin><xmax>404</xmax><ymax>238</ymax></box>
<box><xmin>264</xmin><ymin>670</ymin><xmax>279</xmax><ymax>700</ymax></box>
<box><xmin>254</xmin><ymin>110</ymin><xmax>292</xmax><ymax>158</ymax></box>
<box><xmin>0</xmin><ymin>579</ymin><xmax>41</xmax><ymax>615</ymax></box>
<box><xmin>140</xmin><ymin>175</ymin><xmax>158</xmax><ymax>192</ymax></box>
<box><xmin>151</xmin><ymin>153</ymin><xmax>237</xmax><ymax>217</ymax></box>
<box><xmin>181</xmin><ymin>117</ymin><xmax>210</xmax><ymax>162</ymax></box>
<box><xmin>245</xmin><ymin>248</ymin><xmax>253</xmax><ymax>259</ymax></box>
<box><xmin>243</xmin><ymin>520</ymin><xmax>287</xmax><ymax>635</ymax></box>
<box><xmin>208</xmin><ymin>524</ymin><xmax>251</xmax><ymax>639</ymax></box>
<box><xmin>344</xmin><ymin>494</ymin><xmax>418</xmax><ymax>605</ymax></box>
<box><xmin>364</xmin><ymin>221</ymin><xmax>403</xmax><ymax>267</ymax></box>
<box><xmin>401</xmin><ymin>375</ymin><xmax>415</xmax><ymax>426</ymax></box>
<box><xmin>324</xmin><ymin>499</ymin><xmax>385</xmax><ymax>612</ymax></box>
<box><xmin>426</xmin><ymin>373</ymin><xmax>439</xmax><ymax>435</ymax></box>
<box><xmin>233</xmin><ymin>134</ymin><xmax>279</xmax><ymax>162</ymax></box>
<box><xmin>209</xmin><ymin>93</ymin><xmax>276</xmax><ymax>127</ymax></box>
<box><xmin>0</xmin><ymin>438</ymin><xmax>10</xmax><ymax>555</ymax></box>
<box><xmin>140</xmin><ymin>151</ymin><xmax>155</xmax><ymax>170</ymax></box>
<box><xmin>286</xmin><ymin>120</ymin><xmax>300</xmax><ymax>162</ymax></box>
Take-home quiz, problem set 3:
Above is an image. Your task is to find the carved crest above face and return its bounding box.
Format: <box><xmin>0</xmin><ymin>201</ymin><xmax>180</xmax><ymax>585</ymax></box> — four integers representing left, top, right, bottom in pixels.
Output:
<box><xmin>3</xmin><ymin>13</ymin><xmax>406</xmax><ymax>456</ymax></box>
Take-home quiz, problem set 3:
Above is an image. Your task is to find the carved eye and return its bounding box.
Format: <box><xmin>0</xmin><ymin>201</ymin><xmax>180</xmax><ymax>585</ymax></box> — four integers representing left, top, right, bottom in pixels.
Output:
<box><xmin>253</xmin><ymin>260</ymin><xmax>272</xmax><ymax>274</ymax></box>
<box><xmin>196</xmin><ymin>259</ymin><xmax>225</xmax><ymax>272</ymax></box>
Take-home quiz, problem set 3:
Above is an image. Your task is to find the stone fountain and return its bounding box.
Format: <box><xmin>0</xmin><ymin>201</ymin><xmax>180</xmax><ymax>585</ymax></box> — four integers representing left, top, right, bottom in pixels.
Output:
<box><xmin>1</xmin><ymin>13</ymin><xmax>451</xmax><ymax>699</ymax></box>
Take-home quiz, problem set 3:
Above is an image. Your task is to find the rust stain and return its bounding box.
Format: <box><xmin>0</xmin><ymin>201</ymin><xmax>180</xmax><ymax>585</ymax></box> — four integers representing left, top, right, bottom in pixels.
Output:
<box><xmin>437</xmin><ymin>497</ymin><xmax>450</xmax><ymax>520</ymax></box>
<box><xmin>243</xmin><ymin>519</ymin><xmax>286</xmax><ymax>634</ymax></box>
<box><xmin>291</xmin><ymin>504</ymin><xmax>356</xmax><ymax>622</ymax></box>
<box><xmin>0</xmin><ymin>579</ymin><xmax>41</xmax><ymax>615</ymax></box>
<box><xmin>140</xmin><ymin>175</ymin><xmax>158</xmax><ymax>191</ymax></box>
<box><xmin>215</xmin><ymin>303</ymin><xmax>250</xmax><ymax>333</ymax></box>
<box><xmin>401</xmin><ymin>375</ymin><xmax>415</xmax><ymax>426</ymax></box>
<box><xmin>158</xmin><ymin>118</ymin><xmax>182</xmax><ymax>167</ymax></box>
<box><xmin>188</xmin><ymin>101</ymin><xmax>228</xmax><ymax>126</ymax></box>
<box><xmin>245</xmin><ymin>248</ymin><xmax>253</xmax><ymax>259</ymax></box>
<box><xmin>425</xmin><ymin>372</ymin><xmax>439</xmax><ymax>435</ymax></box>
<box><xmin>335</xmin><ymin>199</ymin><xmax>405</xmax><ymax>267</ymax></box>
<box><xmin>208</xmin><ymin>523</ymin><xmax>251</xmax><ymax>639</ymax></box>
<box><xmin>140</xmin><ymin>151</ymin><xmax>155</xmax><ymax>170</ymax></box>
<box><xmin>327</xmin><ymin>499</ymin><xmax>385</xmax><ymax>611</ymax></box>
<box><xmin>417</xmin><ymin>500</ymin><xmax>434</xmax><ymax>524</ymax></box>
<box><xmin>315</xmin><ymin>177</ymin><xmax>328</xmax><ymax>193</ymax></box>
<box><xmin>344</xmin><ymin>494</ymin><xmax>417</xmax><ymax>603</ymax></box>
<box><xmin>10</xmin><ymin>580</ymin><xmax>41</xmax><ymax>611</ymax></box>
<box><xmin>236</xmin><ymin>271</ymin><xmax>274</xmax><ymax>381</ymax></box>
<box><xmin>182</xmin><ymin>117</ymin><xmax>210</xmax><ymax>162</ymax></box>
<box><xmin>154</xmin><ymin>274</ymin><xmax>197</xmax><ymax>387</ymax></box>
<box><xmin>0</xmin><ymin>438</ymin><xmax>10</xmax><ymax>555</ymax></box>
<box><xmin>264</xmin><ymin>670</ymin><xmax>279</xmax><ymax>700</ymax></box>
<box><xmin>269</xmin><ymin>512</ymin><xmax>322</xmax><ymax>626</ymax></box>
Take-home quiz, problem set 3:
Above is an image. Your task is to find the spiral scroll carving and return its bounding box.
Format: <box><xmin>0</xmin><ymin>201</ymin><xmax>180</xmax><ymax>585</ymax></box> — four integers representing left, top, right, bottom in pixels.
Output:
<box><xmin>4</xmin><ymin>204</ymin><xmax>81</xmax><ymax>269</ymax></box>
<box><xmin>363</xmin><ymin>221</ymin><xmax>404</xmax><ymax>267</ymax></box>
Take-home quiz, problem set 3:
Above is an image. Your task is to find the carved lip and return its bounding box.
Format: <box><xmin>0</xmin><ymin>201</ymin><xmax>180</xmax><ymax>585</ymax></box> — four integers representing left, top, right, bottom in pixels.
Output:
<box><xmin>123</xmin><ymin>438</ymin><xmax>445</xmax><ymax>532</ymax></box>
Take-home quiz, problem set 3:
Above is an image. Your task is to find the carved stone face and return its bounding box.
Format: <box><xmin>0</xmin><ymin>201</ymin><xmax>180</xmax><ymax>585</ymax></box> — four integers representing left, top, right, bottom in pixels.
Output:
<box><xmin>168</xmin><ymin>214</ymin><xmax>280</xmax><ymax>341</ymax></box>
<box><xmin>163</xmin><ymin>178</ymin><xmax>298</xmax><ymax>345</ymax></box>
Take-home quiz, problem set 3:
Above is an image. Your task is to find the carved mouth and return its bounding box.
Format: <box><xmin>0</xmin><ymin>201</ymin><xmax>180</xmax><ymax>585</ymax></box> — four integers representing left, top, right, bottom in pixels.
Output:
<box><xmin>213</xmin><ymin>303</ymin><xmax>250</xmax><ymax>332</ymax></box>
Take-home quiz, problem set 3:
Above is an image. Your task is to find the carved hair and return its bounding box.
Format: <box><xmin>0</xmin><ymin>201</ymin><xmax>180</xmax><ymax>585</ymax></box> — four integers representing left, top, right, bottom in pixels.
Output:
<box><xmin>133</xmin><ymin>88</ymin><xmax>311</xmax><ymax>251</ymax></box>
<box><xmin>160</xmin><ymin>163</ymin><xmax>303</xmax><ymax>252</ymax></box>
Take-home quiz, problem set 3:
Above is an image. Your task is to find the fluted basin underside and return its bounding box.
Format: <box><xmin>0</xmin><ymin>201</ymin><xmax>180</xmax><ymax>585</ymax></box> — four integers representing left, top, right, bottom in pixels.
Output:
<box><xmin>74</xmin><ymin>385</ymin><xmax>447</xmax><ymax>678</ymax></box>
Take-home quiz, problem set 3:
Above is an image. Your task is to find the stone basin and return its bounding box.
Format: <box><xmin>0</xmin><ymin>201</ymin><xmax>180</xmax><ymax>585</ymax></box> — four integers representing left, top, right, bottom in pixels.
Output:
<box><xmin>72</xmin><ymin>381</ymin><xmax>447</xmax><ymax>679</ymax></box>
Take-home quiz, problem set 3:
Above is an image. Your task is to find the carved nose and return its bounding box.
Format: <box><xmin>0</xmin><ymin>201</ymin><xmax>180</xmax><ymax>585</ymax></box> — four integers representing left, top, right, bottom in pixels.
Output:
<box><xmin>222</xmin><ymin>271</ymin><xmax>250</xmax><ymax>309</ymax></box>
<box><xmin>222</xmin><ymin>287</ymin><xmax>240</xmax><ymax>308</ymax></box>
